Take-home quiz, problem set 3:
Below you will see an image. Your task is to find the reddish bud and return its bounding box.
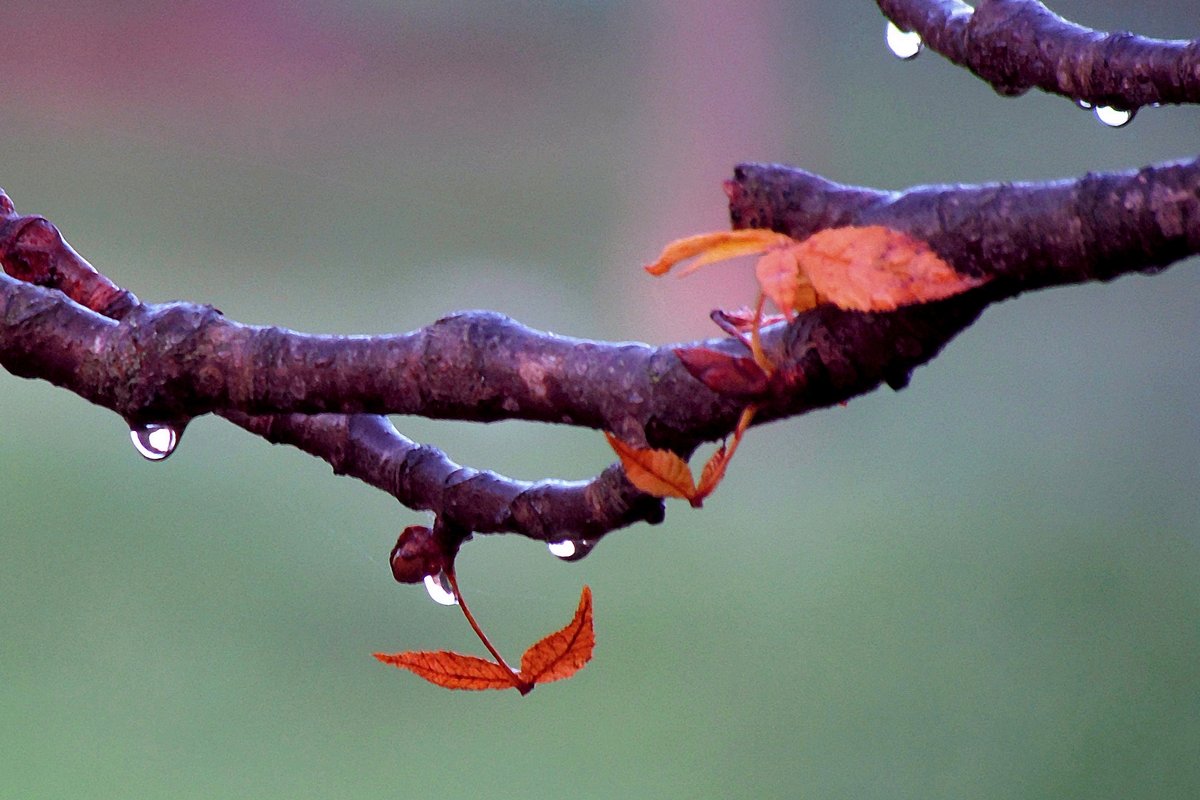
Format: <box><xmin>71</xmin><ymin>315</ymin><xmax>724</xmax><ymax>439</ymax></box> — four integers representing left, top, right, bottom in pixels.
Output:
<box><xmin>673</xmin><ymin>347</ymin><xmax>769</xmax><ymax>398</ymax></box>
<box><xmin>389</xmin><ymin>525</ymin><xmax>445</xmax><ymax>584</ymax></box>
<box><xmin>710</xmin><ymin>307</ymin><xmax>787</xmax><ymax>335</ymax></box>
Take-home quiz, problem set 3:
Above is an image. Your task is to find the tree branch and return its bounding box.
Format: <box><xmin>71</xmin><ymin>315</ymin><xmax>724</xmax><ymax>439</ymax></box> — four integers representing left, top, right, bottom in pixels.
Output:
<box><xmin>727</xmin><ymin>156</ymin><xmax>1200</xmax><ymax>294</ymax></box>
<box><xmin>876</xmin><ymin>0</ymin><xmax>1200</xmax><ymax>108</ymax></box>
<box><xmin>220</xmin><ymin>411</ymin><xmax>665</xmax><ymax>540</ymax></box>
<box><xmin>3</xmin><ymin>151</ymin><xmax>1198</xmax><ymax>548</ymax></box>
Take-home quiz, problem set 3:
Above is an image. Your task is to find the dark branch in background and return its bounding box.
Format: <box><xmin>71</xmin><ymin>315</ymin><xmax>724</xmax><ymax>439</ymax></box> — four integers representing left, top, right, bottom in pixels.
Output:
<box><xmin>3</xmin><ymin>2</ymin><xmax>1199</xmax><ymax>554</ymax></box>
<box><xmin>876</xmin><ymin>0</ymin><xmax>1200</xmax><ymax>109</ymax></box>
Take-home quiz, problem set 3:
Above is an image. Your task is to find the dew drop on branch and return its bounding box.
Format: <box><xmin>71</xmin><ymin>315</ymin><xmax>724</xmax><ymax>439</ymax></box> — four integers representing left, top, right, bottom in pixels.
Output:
<box><xmin>129</xmin><ymin>423</ymin><xmax>180</xmax><ymax>461</ymax></box>
<box><xmin>1093</xmin><ymin>105</ymin><xmax>1135</xmax><ymax>128</ymax></box>
<box><xmin>547</xmin><ymin>538</ymin><xmax>596</xmax><ymax>562</ymax></box>
<box><xmin>885</xmin><ymin>21</ymin><xmax>922</xmax><ymax>60</ymax></box>
<box><xmin>423</xmin><ymin>570</ymin><xmax>458</xmax><ymax>606</ymax></box>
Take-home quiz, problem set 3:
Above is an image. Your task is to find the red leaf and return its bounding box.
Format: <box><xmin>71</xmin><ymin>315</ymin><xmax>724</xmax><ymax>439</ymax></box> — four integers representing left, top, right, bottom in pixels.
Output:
<box><xmin>605</xmin><ymin>432</ymin><xmax>697</xmax><ymax>501</ymax></box>
<box><xmin>519</xmin><ymin>586</ymin><xmax>595</xmax><ymax>685</ymax></box>
<box><xmin>378</xmin><ymin>578</ymin><xmax>596</xmax><ymax>695</ymax></box>
<box><xmin>673</xmin><ymin>347</ymin><xmax>769</xmax><ymax>398</ymax></box>
<box><xmin>373</xmin><ymin>649</ymin><xmax>518</xmax><ymax>691</ymax></box>
<box><xmin>694</xmin><ymin>444</ymin><xmax>732</xmax><ymax>507</ymax></box>
<box><xmin>693</xmin><ymin>404</ymin><xmax>757</xmax><ymax>505</ymax></box>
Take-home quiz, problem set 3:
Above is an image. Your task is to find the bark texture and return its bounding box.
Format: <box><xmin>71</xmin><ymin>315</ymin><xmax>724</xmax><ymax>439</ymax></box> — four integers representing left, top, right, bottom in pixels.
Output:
<box><xmin>2</xmin><ymin>1</ymin><xmax>1198</xmax><ymax>555</ymax></box>
<box><xmin>876</xmin><ymin>0</ymin><xmax>1200</xmax><ymax>108</ymax></box>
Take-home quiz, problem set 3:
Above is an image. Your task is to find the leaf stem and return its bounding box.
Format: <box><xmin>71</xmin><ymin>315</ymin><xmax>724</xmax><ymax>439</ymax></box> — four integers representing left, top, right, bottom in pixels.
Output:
<box><xmin>727</xmin><ymin>403</ymin><xmax>758</xmax><ymax>461</ymax></box>
<box><xmin>748</xmin><ymin>293</ymin><xmax>776</xmax><ymax>375</ymax></box>
<box><xmin>444</xmin><ymin>567</ymin><xmax>533</xmax><ymax>693</ymax></box>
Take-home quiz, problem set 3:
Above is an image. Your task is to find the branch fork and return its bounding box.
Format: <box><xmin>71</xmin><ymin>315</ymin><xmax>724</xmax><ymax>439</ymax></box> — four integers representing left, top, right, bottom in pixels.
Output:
<box><xmin>3</xmin><ymin>2</ymin><xmax>1199</xmax><ymax>556</ymax></box>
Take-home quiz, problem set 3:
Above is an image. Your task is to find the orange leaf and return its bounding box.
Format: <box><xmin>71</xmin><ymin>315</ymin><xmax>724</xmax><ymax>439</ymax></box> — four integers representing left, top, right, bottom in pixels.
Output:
<box><xmin>644</xmin><ymin>229</ymin><xmax>795</xmax><ymax>276</ymax></box>
<box><xmin>673</xmin><ymin>347</ymin><xmax>769</xmax><ymax>398</ymax></box>
<box><xmin>753</xmin><ymin>247</ymin><xmax>819</xmax><ymax>315</ymax></box>
<box><xmin>605</xmin><ymin>432</ymin><xmax>697</xmax><ymax>500</ymax></box>
<box><xmin>693</xmin><ymin>444</ymin><xmax>731</xmax><ymax>508</ymax></box>
<box><xmin>693</xmin><ymin>404</ymin><xmax>758</xmax><ymax>505</ymax></box>
<box><xmin>373</xmin><ymin>649</ymin><xmax>517</xmax><ymax>691</ymax></box>
<box><xmin>792</xmin><ymin>226</ymin><xmax>985</xmax><ymax>312</ymax></box>
<box><xmin>519</xmin><ymin>585</ymin><xmax>595</xmax><ymax>685</ymax></box>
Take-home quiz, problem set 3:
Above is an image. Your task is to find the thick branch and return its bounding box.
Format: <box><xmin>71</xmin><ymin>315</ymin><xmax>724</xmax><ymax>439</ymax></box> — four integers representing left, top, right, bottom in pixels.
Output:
<box><xmin>727</xmin><ymin>156</ymin><xmax>1200</xmax><ymax>294</ymax></box>
<box><xmin>8</xmin><ymin>157</ymin><xmax>1200</xmax><ymax>427</ymax></box>
<box><xmin>877</xmin><ymin>0</ymin><xmax>1200</xmax><ymax>108</ymax></box>
<box><xmin>3</xmin><ymin>153</ymin><xmax>1198</xmax><ymax>542</ymax></box>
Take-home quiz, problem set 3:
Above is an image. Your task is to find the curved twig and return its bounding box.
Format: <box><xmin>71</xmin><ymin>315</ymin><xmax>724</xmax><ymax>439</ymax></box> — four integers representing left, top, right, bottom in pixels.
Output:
<box><xmin>876</xmin><ymin>0</ymin><xmax>1200</xmax><ymax>108</ymax></box>
<box><xmin>221</xmin><ymin>411</ymin><xmax>666</xmax><ymax>540</ymax></box>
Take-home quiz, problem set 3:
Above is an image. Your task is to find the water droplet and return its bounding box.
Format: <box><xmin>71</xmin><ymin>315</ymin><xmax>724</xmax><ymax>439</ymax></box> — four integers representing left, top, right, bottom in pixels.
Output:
<box><xmin>1093</xmin><ymin>105</ymin><xmax>1135</xmax><ymax>128</ymax></box>
<box><xmin>547</xmin><ymin>538</ymin><xmax>595</xmax><ymax>562</ymax></box>
<box><xmin>129</xmin><ymin>423</ymin><xmax>179</xmax><ymax>461</ymax></box>
<box><xmin>885</xmin><ymin>21</ymin><xmax>922</xmax><ymax>60</ymax></box>
<box><xmin>1075</xmin><ymin>99</ymin><xmax>1093</xmax><ymax>110</ymax></box>
<box><xmin>423</xmin><ymin>570</ymin><xmax>458</xmax><ymax>606</ymax></box>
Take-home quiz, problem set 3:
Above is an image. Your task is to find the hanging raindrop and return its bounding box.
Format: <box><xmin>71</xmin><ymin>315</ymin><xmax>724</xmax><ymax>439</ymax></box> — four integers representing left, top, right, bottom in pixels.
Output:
<box><xmin>1075</xmin><ymin>99</ymin><xmax>1093</xmax><ymax>110</ymax></box>
<box><xmin>547</xmin><ymin>538</ymin><xmax>596</xmax><ymax>563</ymax></box>
<box><xmin>423</xmin><ymin>569</ymin><xmax>458</xmax><ymax>606</ymax></box>
<box><xmin>1093</xmin><ymin>105</ymin><xmax>1135</xmax><ymax>128</ymax></box>
<box><xmin>129</xmin><ymin>422</ymin><xmax>180</xmax><ymax>461</ymax></box>
<box><xmin>885</xmin><ymin>21</ymin><xmax>922</xmax><ymax>61</ymax></box>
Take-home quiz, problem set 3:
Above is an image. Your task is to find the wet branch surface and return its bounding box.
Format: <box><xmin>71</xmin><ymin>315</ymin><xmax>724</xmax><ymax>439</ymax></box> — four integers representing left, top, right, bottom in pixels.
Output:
<box><xmin>876</xmin><ymin>0</ymin><xmax>1200</xmax><ymax>109</ymax></box>
<box><xmin>4</xmin><ymin>5</ymin><xmax>1200</xmax><ymax>553</ymax></box>
<box><xmin>3</xmin><ymin>150</ymin><xmax>1198</xmax><ymax>547</ymax></box>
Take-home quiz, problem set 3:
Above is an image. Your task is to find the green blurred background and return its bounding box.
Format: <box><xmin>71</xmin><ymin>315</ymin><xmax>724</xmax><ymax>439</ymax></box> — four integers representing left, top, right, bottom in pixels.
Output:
<box><xmin>2</xmin><ymin>1</ymin><xmax>1198</xmax><ymax>798</ymax></box>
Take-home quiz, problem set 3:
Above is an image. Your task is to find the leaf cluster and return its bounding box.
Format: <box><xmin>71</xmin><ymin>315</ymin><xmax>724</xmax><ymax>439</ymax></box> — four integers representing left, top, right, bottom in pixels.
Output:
<box><xmin>605</xmin><ymin>225</ymin><xmax>983</xmax><ymax>509</ymax></box>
